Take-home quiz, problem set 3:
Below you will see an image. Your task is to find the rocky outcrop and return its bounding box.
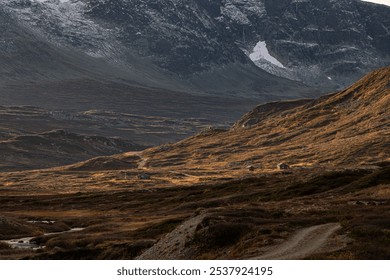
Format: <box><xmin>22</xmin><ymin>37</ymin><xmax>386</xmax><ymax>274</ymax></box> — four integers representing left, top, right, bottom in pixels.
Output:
<box><xmin>215</xmin><ymin>0</ymin><xmax>390</xmax><ymax>88</ymax></box>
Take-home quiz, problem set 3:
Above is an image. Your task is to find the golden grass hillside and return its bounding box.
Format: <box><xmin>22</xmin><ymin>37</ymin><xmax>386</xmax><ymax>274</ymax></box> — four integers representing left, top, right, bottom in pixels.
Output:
<box><xmin>0</xmin><ymin>67</ymin><xmax>389</xmax><ymax>260</ymax></box>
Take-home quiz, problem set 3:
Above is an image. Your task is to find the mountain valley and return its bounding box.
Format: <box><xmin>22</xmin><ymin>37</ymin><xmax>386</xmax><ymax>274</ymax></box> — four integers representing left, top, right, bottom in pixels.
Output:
<box><xmin>0</xmin><ymin>0</ymin><xmax>389</xmax><ymax>261</ymax></box>
<box><xmin>0</xmin><ymin>67</ymin><xmax>388</xmax><ymax>260</ymax></box>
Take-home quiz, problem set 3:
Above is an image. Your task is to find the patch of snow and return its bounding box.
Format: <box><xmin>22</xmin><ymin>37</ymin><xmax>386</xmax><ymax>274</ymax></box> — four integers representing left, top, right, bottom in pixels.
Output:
<box><xmin>304</xmin><ymin>25</ymin><xmax>319</xmax><ymax>31</ymax></box>
<box><xmin>249</xmin><ymin>41</ymin><xmax>285</xmax><ymax>69</ymax></box>
<box><xmin>278</xmin><ymin>40</ymin><xmax>319</xmax><ymax>48</ymax></box>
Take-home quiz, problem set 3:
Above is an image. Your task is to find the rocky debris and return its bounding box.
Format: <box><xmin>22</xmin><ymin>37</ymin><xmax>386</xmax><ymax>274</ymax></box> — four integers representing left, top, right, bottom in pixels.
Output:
<box><xmin>247</xmin><ymin>165</ymin><xmax>255</xmax><ymax>172</ymax></box>
<box><xmin>137</xmin><ymin>173</ymin><xmax>151</xmax><ymax>180</ymax></box>
<box><xmin>219</xmin><ymin>0</ymin><xmax>390</xmax><ymax>88</ymax></box>
<box><xmin>348</xmin><ymin>200</ymin><xmax>387</xmax><ymax>206</ymax></box>
<box><xmin>277</xmin><ymin>163</ymin><xmax>290</xmax><ymax>170</ymax></box>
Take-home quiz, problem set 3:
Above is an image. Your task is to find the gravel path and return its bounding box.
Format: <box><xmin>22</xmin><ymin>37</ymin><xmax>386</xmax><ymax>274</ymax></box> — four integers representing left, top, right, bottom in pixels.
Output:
<box><xmin>252</xmin><ymin>223</ymin><xmax>342</xmax><ymax>260</ymax></box>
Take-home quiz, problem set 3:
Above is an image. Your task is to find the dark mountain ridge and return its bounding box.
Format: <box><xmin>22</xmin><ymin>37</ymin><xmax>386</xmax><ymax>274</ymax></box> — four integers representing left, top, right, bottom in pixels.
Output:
<box><xmin>2</xmin><ymin>0</ymin><xmax>389</xmax><ymax>96</ymax></box>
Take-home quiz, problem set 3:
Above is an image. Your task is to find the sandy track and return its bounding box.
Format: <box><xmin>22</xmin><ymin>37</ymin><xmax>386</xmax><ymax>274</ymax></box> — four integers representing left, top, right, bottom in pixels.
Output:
<box><xmin>252</xmin><ymin>223</ymin><xmax>342</xmax><ymax>260</ymax></box>
<box><xmin>138</xmin><ymin>220</ymin><xmax>341</xmax><ymax>260</ymax></box>
<box><xmin>138</xmin><ymin>157</ymin><xmax>149</xmax><ymax>169</ymax></box>
<box><xmin>123</xmin><ymin>151</ymin><xmax>148</xmax><ymax>169</ymax></box>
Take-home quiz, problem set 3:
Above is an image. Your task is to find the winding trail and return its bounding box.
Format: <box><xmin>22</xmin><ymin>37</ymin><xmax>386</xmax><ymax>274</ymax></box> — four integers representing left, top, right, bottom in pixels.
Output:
<box><xmin>137</xmin><ymin>218</ymin><xmax>342</xmax><ymax>260</ymax></box>
<box><xmin>252</xmin><ymin>223</ymin><xmax>342</xmax><ymax>260</ymax></box>
<box><xmin>138</xmin><ymin>156</ymin><xmax>149</xmax><ymax>169</ymax></box>
<box><xmin>123</xmin><ymin>151</ymin><xmax>148</xmax><ymax>169</ymax></box>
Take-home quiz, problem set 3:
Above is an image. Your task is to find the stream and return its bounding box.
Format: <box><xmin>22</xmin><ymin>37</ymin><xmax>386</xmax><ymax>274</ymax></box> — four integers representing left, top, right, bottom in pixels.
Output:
<box><xmin>2</xmin><ymin>228</ymin><xmax>85</xmax><ymax>250</ymax></box>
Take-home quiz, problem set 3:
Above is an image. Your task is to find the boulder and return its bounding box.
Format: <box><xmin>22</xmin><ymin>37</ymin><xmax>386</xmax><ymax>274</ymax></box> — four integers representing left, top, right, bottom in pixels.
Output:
<box><xmin>137</xmin><ymin>173</ymin><xmax>151</xmax><ymax>180</ymax></box>
<box><xmin>277</xmin><ymin>163</ymin><xmax>290</xmax><ymax>170</ymax></box>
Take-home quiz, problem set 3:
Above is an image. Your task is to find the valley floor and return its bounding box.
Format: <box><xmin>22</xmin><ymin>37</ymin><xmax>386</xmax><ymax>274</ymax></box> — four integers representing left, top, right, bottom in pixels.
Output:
<box><xmin>0</xmin><ymin>163</ymin><xmax>388</xmax><ymax>260</ymax></box>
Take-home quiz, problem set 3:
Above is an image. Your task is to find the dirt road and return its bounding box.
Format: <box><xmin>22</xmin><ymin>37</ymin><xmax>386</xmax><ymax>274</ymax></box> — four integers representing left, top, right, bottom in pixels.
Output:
<box><xmin>252</xmin><ymin>223</ymin><xmax>342</xmax><ymax>260</ymax></box>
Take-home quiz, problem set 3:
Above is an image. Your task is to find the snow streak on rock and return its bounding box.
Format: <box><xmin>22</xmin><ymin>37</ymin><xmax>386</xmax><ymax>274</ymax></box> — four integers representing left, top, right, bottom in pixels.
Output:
<box><xmin>249</xmin><ymin>41</ymin><xmax>285</xmax><ymax>69</ymax></box>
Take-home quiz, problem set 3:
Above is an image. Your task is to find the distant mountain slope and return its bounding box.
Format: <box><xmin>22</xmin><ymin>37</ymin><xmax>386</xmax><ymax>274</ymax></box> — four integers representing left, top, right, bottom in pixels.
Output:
<box><xmin>0</xmin><ymin>104</ymin><xmax>221</xmax><ymax>171</ymax></box>
<box><xmin>0</xmin><ymin>0</ymin><xmax>313</xmax><ymax>99</ymax></box>
<box><xmin>2</xmin><ymin>0</ymin><xmax>388</xmax><ymax>92</ymax></box>
<box><xmin>0</xmin><ymin>129</ymin><xmax>143</xmax><ymax>171</ymax></box>
<box><xmin>215</xmin><ymin>0</ymin><xmax>390</xmax><ymax>88</ymax></box>
<box><xmin>0</xmin><ymin>1</ymin><xmax>317</xmax><ymax>146</ymax></box>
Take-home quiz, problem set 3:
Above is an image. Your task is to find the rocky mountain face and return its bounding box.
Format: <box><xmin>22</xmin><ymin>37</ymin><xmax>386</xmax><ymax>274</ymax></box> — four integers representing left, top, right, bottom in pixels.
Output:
<box><xmin>0</xmin><ymin>0</ymin><xmax>312</xmax><ymax>98</ymax></box>
<box><xmin>210</xmin><ymin>0</ymin><xmax>390</xmax><ymax>88</ymax></box>
<box><xmin>2</xmin><ymin>0</ymin><xmax>388</xmax><ymax>92</ymax></box>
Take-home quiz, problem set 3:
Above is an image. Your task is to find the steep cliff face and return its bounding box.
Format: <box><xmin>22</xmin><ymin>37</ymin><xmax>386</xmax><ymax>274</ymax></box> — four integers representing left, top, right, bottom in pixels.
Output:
<box><xmin>84</xmin><ymin>0</ymin><xmax>390</xmax><ymax>89</ymax></box>
<box><xmin>1</xmin><ymin>0</ymin><xmax>315</xmax><ymax>99</ymax></box>
<box><xmin>1</xmin><ymin>0</ymin><xmax>389</xmax><ymax>93</ymax></box>
<box><xmin>3</xmin><ymin>0</ymin><xmax>247</xmax><ymax>74</ymax></box>
<box><xmin>215</xmin><ymin>0</ymin><xmax>390</xmax><ymax>88</ymax></box>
